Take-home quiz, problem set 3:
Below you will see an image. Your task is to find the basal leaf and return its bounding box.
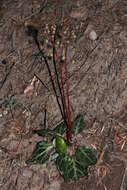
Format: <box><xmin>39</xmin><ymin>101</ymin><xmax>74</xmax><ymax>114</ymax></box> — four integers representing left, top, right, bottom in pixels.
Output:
<box><xmin>72</xmin><ymin>115</ymin><xmax>86</xmax><ymax>135</ymax></box>
<box><xmin>53</xmin><ymin>115</ymin><xmax>86</xmax><ymax>136</ymax></box>
<box><xmin>56</xmin><ymin>155</ymin><xmax>88</xmax><ymax>181</ymax></box>
<box><xmin>76</xmin><ymin>146</ymin><xmax>97</xmax><ymax>167</ymax></box>
<box><xmin>34</xmin><ymin>115</ymin><xmax>86</xmax><ymax>138</ymax></box>
<box><xmin>53</xmin><ymin>121</ymin><xmax>67</xmax><ymax>135</ymax></box>
<box><xmin>56</xmin><ymin>146</ymin><xmax>97</xmax><ymax>182</ymax></box>
<box><xmin>34</xmin><ymin>121</ymin><xmax>67</xmax><ymax>137</ymax></box>
<box><xmin>56</xmin><ymin>155</ymin><xmax>73</xmax><ymax>181</ymax></box>
<box><xmin>33</xmin><ymin>129</ymin><xmax>55</xmax><ymax>137</ymax></box>
<box><xmin>27</xmin><ymin>141</ymin><xmax>54</xmax><ymax>164</ymax></box>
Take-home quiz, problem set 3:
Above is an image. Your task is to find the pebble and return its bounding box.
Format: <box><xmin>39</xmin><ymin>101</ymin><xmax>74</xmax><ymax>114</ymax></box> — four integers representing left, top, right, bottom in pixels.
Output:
<box><xmin>89</xmin><ymin>30</ymin><xmax>98</xmax><ymax>41</ymax></box>
<box><xmin>22</xmin><ymin>169</ymin><xmax>33</xmax><ymax>178</ymax></box>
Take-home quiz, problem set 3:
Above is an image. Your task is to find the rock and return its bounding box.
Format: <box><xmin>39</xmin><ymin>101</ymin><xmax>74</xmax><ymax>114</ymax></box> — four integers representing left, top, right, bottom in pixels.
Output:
<box><xmin>22</xmin><ymin>168</ymin><xmax>33</xmax><ymax>178</ymax></box>
<box><xmin>89</xmin><ymin>30</ymin><xmax>98</xmax><ymax>41</ymax></box>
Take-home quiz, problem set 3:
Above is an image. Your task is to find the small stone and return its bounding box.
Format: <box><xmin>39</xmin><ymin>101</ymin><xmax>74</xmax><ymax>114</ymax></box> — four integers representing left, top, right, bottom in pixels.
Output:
<box><xmin>22</xmin><ymin>169</ymin><xmax>33</xmax><ymax>178</ymax></box>
<box><xmin>89</xmin><ymin>30</ymin><xmax>98</xmax><ymax>41</ymax></box>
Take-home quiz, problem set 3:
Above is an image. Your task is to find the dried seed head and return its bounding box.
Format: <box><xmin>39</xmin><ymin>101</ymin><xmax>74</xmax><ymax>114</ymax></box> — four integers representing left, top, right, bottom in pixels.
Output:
<box><xmin>50</xmin><ymin>53</ymin><xmax>53</xmax><ymax>57</ymax></box>
<box><xmin>56</xmin><ymin>41</ymin><xmax>60</xmax><ymax>45</ymax></box>
<box><xmin>45</xmin><ymin>39</ymin><xmax>48</xmax><ymax>44</ymax></box>
<box><xmin>72</xmin><ymin>60</ymin><xmax>75</xmax><ymax>64</ymax></box>
<box><xmin>62</xmin><ymin>55</ymin><xmax>65</xmax><ymax>60</ymax></box>
<box><xmin>45</xmin><ymin>24</ymin><xmax>48</xmax><ymax>30</ymax></box>
<box><xmin>64</xmin><ymin>30</ymin><xmax>67</xmax><ymax>34</ymax></box>
<box><xmin>51</xmin><ymin>35</ymin><xmax>54</xmax><ymax>39</ymax></box>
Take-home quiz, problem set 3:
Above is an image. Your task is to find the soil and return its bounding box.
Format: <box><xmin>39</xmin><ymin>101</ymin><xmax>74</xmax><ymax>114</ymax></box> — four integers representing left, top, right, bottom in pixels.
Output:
<box><xmin>0</xmin><ymin>0</ymin><xmax>127</xmax><ymax>190</ymax></box>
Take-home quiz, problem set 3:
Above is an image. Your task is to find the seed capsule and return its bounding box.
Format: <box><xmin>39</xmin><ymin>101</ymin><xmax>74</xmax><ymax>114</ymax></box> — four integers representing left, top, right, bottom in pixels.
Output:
<box><xmin>55</xmin><ymin>135</ymin><xmax>67</xmax><ymax>155</ymax></box>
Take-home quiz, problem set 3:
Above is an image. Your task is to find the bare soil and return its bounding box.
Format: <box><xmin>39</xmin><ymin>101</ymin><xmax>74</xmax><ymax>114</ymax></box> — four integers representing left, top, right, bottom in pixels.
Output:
<box><xmin>0</xmin><ymin>0</ymin><xmax>127</xmax><ymax>190</ymax></box>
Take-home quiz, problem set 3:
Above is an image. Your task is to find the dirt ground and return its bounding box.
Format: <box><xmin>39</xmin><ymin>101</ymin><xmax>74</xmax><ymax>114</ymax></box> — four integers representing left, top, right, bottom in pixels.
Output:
<box><xmin>0</xmin><ymin>0</ymin><xmax>127</xmax><ymax>189</ymax></box>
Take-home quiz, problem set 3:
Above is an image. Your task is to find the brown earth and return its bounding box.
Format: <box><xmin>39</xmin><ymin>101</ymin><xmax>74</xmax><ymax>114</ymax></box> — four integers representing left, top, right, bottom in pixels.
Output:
<box><xmin>0</xmin><ymin>0</ymin><xmax>127</xmax><ymax>190</ymax></box>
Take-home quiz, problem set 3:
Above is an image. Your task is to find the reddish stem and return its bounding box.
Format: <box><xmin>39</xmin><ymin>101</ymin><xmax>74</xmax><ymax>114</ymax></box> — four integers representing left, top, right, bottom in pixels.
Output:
<box><xmin>54</xmin><ymin>46</ymin><xmax>67</xmax><ymax>115</ymax></box>
<box><xmin>64</xmin><ymin>44</ymin><xmax>72</xmax><ymax>141</ymax></box>
<box><xmin>51</xmin><ymin>23</ymin><xmax>72</xmax><ymax>142</ymax></box>
<box><xmin>55</xmin><ymin>26</ymin><xmax>72</xmax><ymax>142</ymax></box>
<box><xmin>54</xmin><ymin>44</ymin><xmax>72</xmax><ymax>142</ymax></box>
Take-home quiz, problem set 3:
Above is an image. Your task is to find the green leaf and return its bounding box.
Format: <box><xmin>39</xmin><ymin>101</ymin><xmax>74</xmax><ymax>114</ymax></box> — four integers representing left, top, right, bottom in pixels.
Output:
<box><xmin>54</xmin><ymin>121</ymin><xmax>67</xmax><ymax>135</ymax></box>
<box><xmin>56</xmin><ymin>155</ymin><xmax>72</xmax><ymax>181</ymax></box>
<box><xmin>34</xmin><ymin>115</ymin><xmax>86</xmax><ymax>139</ymax></box>
<box><xmin>55</xmin><ymin>135</ymin><xmax>67</xmax><ymax>155</ymax></box>
<box><xmin>72</xmin><ymin>115</ymin><xmax>86</xmax><ymax>135</ymax></box>
<box><xmin>34</xmin><ymin>121</ymin><xmax>67</xmax><ymax>137</ymax></box>
<box><xmin>56</xmin><ymin>146</ymin><xmax>97</xmax><ymax>182</ymax></box>
<box><xmin>53</xmin><ymin>115</ymin><xmax>86</xmax><ymax>136</ymax></box>
<box><xmin>76</xmin><ymin>146</ymin><xmax>97</xmax><ymax>167</ymax></box>
<box><xmin>56</xmin><ymin>155</ymin><xmax>88</xmax><ymax>182</ymax></box>
<box><xmin>27</xmin><ymin>141</ymin><xmax>54</xmax><ymax>164</ymax></box>
<box><xmin>33</xmin><ymin>129</ymin><xmax>55</xmax><ymax>137</ymax></box>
